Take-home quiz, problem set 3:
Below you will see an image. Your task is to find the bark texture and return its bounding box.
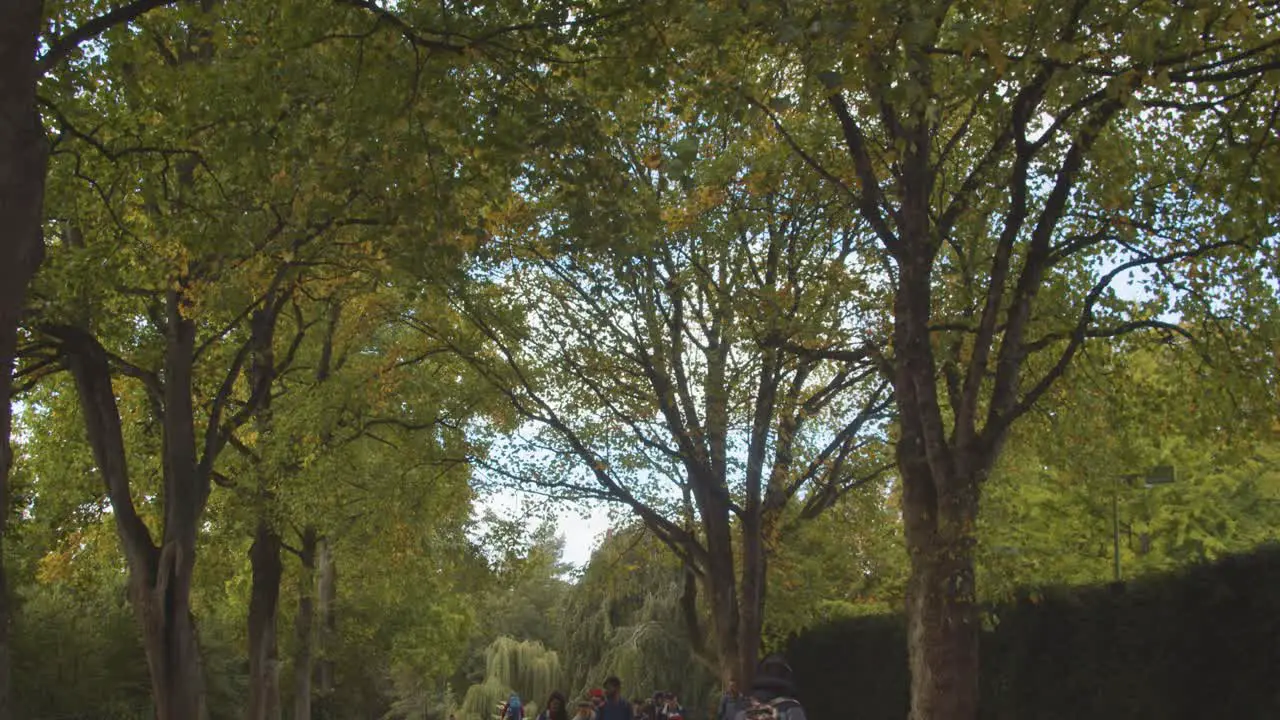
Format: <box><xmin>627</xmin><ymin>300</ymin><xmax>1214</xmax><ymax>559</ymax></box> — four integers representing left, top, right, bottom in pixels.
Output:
<box><xmin>893</xmin><ymin>242</ymin><xmax>983</xmax><ymax>720</ymax></box>
<box><xmin>292</xmin><ymin>528</ymin><xmax>318</xmax><ymax>720</ymax></box>
<box><xmin>900</xmin><ymin>450</ymin><xmax>980</xmax><ymax>720</ymax></box>
<box><xmin>245</xmin><ymin>293</ymin><xmax>285</xmax><ymax>720</ymax></box>
<box><xmin>247</xmin><ymin>520</ymin><xmax>283</xmax><ymax>720</ymax></box>
<box><xmin>314</xmin><ymin>537</ymin><xmax>337</xmax><ymax>718</ymax></box>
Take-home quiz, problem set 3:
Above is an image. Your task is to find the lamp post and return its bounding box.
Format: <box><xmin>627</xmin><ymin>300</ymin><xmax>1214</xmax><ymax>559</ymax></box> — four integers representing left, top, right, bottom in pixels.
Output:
<box><xmin>1112</xmin><ymin>465</ymin><xmax>1175</xmax><ymax>582</ymax></box>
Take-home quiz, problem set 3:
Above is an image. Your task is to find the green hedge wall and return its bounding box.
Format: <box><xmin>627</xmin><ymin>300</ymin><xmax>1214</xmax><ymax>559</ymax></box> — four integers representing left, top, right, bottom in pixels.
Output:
<box><xmin>787</xmin><ymin>545</ymin><xmax>1280</xmax><ymax>719</ymax></box>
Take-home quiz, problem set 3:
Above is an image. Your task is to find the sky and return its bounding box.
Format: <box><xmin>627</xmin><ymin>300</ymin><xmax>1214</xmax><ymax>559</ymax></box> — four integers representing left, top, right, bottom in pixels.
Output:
<box><xmin>477</xmin><ymin>487</ymin><xmax>616</xmax><ymax>569</ymax></box>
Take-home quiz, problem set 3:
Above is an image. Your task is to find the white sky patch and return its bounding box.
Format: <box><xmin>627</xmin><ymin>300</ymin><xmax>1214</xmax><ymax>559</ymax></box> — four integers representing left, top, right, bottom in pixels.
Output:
<box><xmin>474</xmin><ymin>487</ymin><xmax>616</xmax><ymax>570</ymax></box>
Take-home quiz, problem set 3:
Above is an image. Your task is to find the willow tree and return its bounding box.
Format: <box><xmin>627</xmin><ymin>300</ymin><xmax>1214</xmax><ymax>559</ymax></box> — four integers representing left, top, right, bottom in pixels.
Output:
<box><xmin>559</xmin><ymin>525</ymin><xmax>718</xmax><ymax>703</ymax></box>
<box><xmin>460</xmin><ymin>637</ymin><xmax>562</xmax><ymax>720</ymax></box>
<box><xmin>419</xmin><ymin>88</ymin><xmax>893</xmax><ymax>683</ymax></box>
<box><xmin>692</xmin><ymin>1</ymin><xmax>1280</xmax><ymax>716</ymax></box>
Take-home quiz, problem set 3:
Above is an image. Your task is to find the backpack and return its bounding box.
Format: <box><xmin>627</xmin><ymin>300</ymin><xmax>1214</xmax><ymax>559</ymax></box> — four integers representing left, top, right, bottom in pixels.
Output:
<box><xmin>743</xmin><ymin>698</ymin><xmax>801</xmax><ymax>720</ymax></box>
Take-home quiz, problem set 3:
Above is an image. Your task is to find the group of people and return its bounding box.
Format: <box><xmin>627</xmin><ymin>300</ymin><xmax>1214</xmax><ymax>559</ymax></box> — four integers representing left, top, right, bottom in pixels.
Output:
<box><xmin>491</xmin><ymin>654</ymin><xmax>806</xmax><ymax>720</ymax></box>
<box><xmin>496</xmin><ymin>676</ymin><xmax>676</xmax><ymax>720</ymax></box>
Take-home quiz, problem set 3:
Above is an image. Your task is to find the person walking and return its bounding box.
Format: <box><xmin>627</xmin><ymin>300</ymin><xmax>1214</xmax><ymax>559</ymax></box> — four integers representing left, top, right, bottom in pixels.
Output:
<box><xmin>717</xmin><ymin>679</ymin><xmax>746</xmax><ymax>720</ymax></box>
<box><xmin>734</xmin><ymin>655</ymin><xmax>806</xmax><ymax>720</ymax></box>
<box><xmin>502</xmin><ymin>694</ymin><xmax>526</xmax><ymax>720</ymax></box>
<box><xmin>536</xmin><ymin>691</ymin><xmax>569</xmax><ymax>720</ymax></box>
<box><xmin>595</xmin><ymin>676</ymin><xmax>633</xmax><ymax>720</ymax></box>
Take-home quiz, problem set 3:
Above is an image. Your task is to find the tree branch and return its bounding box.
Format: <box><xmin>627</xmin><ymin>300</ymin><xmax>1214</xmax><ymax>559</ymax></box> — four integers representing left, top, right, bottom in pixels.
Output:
<box><xmin>39</xmin><ymin>0</ymin><xmax>177</xmax><ymax>72</ymax></box>
<box><xmin>988</xmin><ymin>239</ymin><xmax>1240</xmax><ymax>439</ymax></box>
<box><xmin>827</xmin><ymin>93</ymin><xmax>901</xmax><ymax>251</ymax></box>
<box><xmin>46</xmin><ymin>324</ymin><xmax>160</xmax><ymax>570</ymax></box>
<box><xmin>1022</xmin><ymin>319</ymin><xmax>1193</xmax><ymax>354</ymax></box>
<box><xmin>330</xmin><ymin>0</ymin><xmax>467</xmax><ymax>54</ymax></box>
<box><xmin>983</xmin><ymin>96</ymin><xmax>1126</xmax><ymax>442</ymax></box>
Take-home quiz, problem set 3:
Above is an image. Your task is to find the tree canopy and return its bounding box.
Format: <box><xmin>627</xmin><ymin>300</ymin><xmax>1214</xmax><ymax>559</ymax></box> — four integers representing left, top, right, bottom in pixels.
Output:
<box><xmin>0</xmin><ymin>1</ymin><xmax>1275</xmax><ymax>719</ymax></box>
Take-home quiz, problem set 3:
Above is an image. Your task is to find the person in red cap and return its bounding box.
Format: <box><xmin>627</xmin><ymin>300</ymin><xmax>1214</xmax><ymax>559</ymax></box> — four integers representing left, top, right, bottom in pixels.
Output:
<box><xmin>589</xmin><ymin>687</ymin><xmax>606</xmax><ymax>717</ymax></box>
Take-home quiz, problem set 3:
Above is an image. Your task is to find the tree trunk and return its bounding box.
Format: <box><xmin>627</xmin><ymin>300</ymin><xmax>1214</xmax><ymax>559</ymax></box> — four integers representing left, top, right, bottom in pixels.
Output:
<box><xmin>292</xmin><ymin>528</ymin><xmax>317</xmax><ymax>720</ymax></box>
<box><xmin>134</xmin><ymin>541</ymin><xmax>209</xmax><ymax>720</ymax></box>
<box><xmin>899</xmin><ymin>442</ymin><xmax>981</xmax><ymax>720</ymax></box>
<box><xmin>701</xmin><ymin>534</ymin><xmax>742</xmax><ymax>685</ymax></box>
<box><xmin>246</xmin><ymin>290</ymin><xmax>283</xmax><ymax>720</ymax></box>
<box><xmin>891</xmin><ymin>226</ymin><xmax>984</xmax><ymax>720</ymax></box>
<box><xmin>60</xmin><ymin>299</ymin><xmax>212</xmax><ymax>720</ymax></box>
<box><xmin>247</xmin><ymin>518</ymin><xmax>283</xmax><ymax>720</ymax></box>
<box><xmin>154</xmin><ymin>295</ymin><xmax>212</xmax><ymax>720</ymax></box>
<box><xmin>737</xmin><ymin>514</ymin><xmax>766</xmax><ymax>685</ymax></box>
<box><xmin>313</xmin><ymin>537</ymin><xmax>336</xmax><ymax>717</ymax></box>
<box><xmin>0</xmin><ymin>4</ymin><xmax>49</xmax><ymax>718</ymax></box>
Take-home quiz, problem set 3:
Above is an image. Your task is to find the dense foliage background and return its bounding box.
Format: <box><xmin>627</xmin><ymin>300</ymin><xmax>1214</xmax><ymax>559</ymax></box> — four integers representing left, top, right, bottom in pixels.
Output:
<box><xmin>0</xmin><ymin>1</ymin><xmax>1276</xmax><ymax>719</ymax></box>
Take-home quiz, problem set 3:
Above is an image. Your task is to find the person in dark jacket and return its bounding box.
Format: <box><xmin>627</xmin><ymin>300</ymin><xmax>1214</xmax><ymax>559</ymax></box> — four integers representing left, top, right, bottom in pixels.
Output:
<box><xmin>733</xmin><ymin>655</ymin><xmax>807</xmax><ymax>720</ymax></box>
<box><xmin>595</xmin><ymin>676</ymin><xmax>633</xmax><ymax>720</ymax></box>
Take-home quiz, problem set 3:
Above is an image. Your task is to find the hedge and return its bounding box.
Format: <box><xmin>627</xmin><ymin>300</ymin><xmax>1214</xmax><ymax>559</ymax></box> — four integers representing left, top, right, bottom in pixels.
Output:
<box><xmin>786</xmin><ymin>544</ymin><xmax>1280</xmax><ymax>719</ymax></box>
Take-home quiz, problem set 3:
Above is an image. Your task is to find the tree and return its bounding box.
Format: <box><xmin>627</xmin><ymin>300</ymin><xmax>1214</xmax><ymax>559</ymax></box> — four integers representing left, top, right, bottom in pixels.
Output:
<box><xmin>763</xmin><ymin>481</ymin><xmax>908</xmax><ymax>644</ymax></box>
<box><xmin>977</xmin><ymin>337</ymin><xmax>1280</xmax><ymax>599</ymax></box>
<box><xmin>24</xmin><ymin>3</ymin><xmax>380</xmax><ymax>711</ymax></box>
<box><xmin>557</xmin><ymin>524</ymin><xmax>718</xmax><ymax>705</ymax></box>
<box><xmin>460</xmin><ymin>637</ymin><xmax>562</xmax><ymax>720</ymax></box>
<box><xmin>0</xmin><ymin>4</ymin><xmax>188</xmax><ymax>715</ymax></box>
<box><xmin>452</xmin><ymin>521</ymin><xmax>571</xmax><ymax>719</ymax></box>
<box><xmin>2</xmin><ymin>0</ymin><xmax>602</xmax><ymax>710</ymax></box>
<box><xmin>5</xmin><ymin>379</ymin><xmax>154</xmax><ymax>719</ymax></box>
<box><xmin>714</xmin><ymin>2</ymin><xmax>1280</xmax><ymax>716</ymax></box>
<box><xmin>420</xmin><ymin>101</ymin><xmax>894</xmax><ymax>682</ymax></box>
<box><xmin>25</xmin><ymin>0</ymin><xmax>530</xmax><ymax>713</ymax></box>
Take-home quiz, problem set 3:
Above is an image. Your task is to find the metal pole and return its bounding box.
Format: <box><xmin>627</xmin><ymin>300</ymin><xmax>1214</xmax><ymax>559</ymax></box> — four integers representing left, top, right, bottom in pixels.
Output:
<box><xmin>1112</xmin><ymin>478</ymin><xmax>1121</xmax><ymax>582</ymax></box>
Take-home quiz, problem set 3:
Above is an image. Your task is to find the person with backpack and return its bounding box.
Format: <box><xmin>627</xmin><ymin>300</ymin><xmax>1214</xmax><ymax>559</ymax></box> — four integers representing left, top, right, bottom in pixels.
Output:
<box><xmin>734</xmin><ymin>654</ymin><xmax>807</xmax><ymax>720</ymax></box>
